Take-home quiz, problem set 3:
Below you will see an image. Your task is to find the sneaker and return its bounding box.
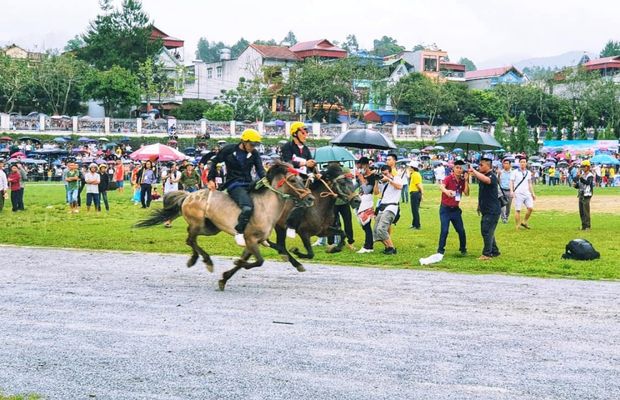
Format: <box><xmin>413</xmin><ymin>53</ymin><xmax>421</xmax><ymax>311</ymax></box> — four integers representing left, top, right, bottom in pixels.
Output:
<box><xmin>478</xmin><ymin>255</ymin><xmax>492</xmax><ymax>261</ymax></box>
<box><xmin>356</xmin><ymin>247</ymin><xmax>374</xmax><ymax>254</ymax></box>
<box><xmin>383</xmin><ymin>247</ymin><xmax>397</xmax><ymax>255</ymax></box>
<box><xmin>286</xmin><ymin>228</ymin><xmax>297</xmax><ymax>238</ymax></box>
<box><xmin>234</xmin><ymin>233</ymin><xmax>246</xmax><ymax>247</ymax></box>
<box><xmin>312</xmin><ymin>239</ymin><xmax>324</xmax><ymax>247</ymax></box>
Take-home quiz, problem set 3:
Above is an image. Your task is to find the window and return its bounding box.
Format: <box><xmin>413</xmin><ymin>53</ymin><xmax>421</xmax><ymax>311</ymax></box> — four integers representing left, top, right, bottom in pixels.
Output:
<box><xmin>207</xmin><ymin>68</ymin><xmax>213</xmax><ymax>79</ymax></box>
<box><xmin>216</xmin><ymin>66</ymin><xmax>222</xmax><ymax>78</ymax></box>
<box><xmin>423</xmin><ymin>57</ymin><xmax>437</xmax><ymax>72</ymax></box>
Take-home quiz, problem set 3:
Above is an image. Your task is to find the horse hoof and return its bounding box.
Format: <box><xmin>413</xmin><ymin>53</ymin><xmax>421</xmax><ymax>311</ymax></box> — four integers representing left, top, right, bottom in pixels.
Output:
<box><xmin>187</xmin><ymin>259</ymin><xmax>196</xmax><ymax>268</ymax></box>
<box><xmin>295</xmin><ymin>265</ymin><xmax>306</xmax><ymax>273</ymax></box>
<box><xmin>218</xmin><ymin>280</ymin><xmax>226</xmax><ymax>291</ymax></box>
<box><xmin>205</xmin><ymin>262</ymin><xmax>214</xmax><ymax>273</ymax></box>
<box><xmin>234</xmin><ymin>259</ymin><xmax>244</xmax><ymax>267</ymax></box>
<box><xmin>326</xmin><ymin>246</ymin><xmax>342</xmax><ymax>254</ymax></box>
<box><xmin>280</xmin><ymin>255</ymin><xmax>290</xmax><ymax>262</ymax></box>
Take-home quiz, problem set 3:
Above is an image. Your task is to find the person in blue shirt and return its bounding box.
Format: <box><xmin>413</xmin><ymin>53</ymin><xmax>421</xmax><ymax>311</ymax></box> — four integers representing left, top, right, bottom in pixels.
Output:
<box><xmin>207</xmin><ymin>129</ymin><xmax>265</xmax><ymax>247</ymax></box>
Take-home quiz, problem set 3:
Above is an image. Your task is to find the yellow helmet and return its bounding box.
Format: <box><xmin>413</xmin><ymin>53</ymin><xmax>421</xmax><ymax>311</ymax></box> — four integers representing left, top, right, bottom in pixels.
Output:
<box><xmin>241</xmin><ymin>128</ymin><xmax>262</xmax><ymax>144</ymax></box>
<box><xmin>290</xmin><ymin>121</ymin><xmax>306</xmax><ymax>136</ymax></box>
<box><xmin>581</xmin><ymin>160</ymin><xmax>591</xmax><ymax>167</ymax></box>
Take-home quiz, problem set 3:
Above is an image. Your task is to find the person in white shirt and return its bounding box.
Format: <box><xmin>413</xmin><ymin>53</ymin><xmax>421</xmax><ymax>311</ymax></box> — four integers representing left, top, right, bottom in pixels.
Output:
<box><xmin>373</xmin><ymin>163</ymin><xmax>403</xmax><ymax>255</ymax></box>
<box><xmin>510</xmin><ymin>157</ymin><xmax>536</xmax><ymax>230</ymax></box>
<box><xmin>0</xmin><ymin>160</ymin><xmax>8</xmax><ymax>212</ymax></box>
<box><xmin>162</xmin><ymin>163</ymin><xmax>181</xmax><ymax>194</ymax></box>
<box><xmin>84</xmin><ymin>163</ymin><xmax>101</xmax><ymax>212</ymax></box>
<box><xmin>434</xmin><ymin>163</ymin><xmax>446</xmax><ymax>184</ymax></box>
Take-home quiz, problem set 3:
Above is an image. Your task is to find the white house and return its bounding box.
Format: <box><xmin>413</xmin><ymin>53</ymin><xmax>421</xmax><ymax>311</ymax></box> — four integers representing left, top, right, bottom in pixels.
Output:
<box><xmin>184</xmin><ymin>44</ymin><xmax>299</xmax><ymax>103</ymax></box>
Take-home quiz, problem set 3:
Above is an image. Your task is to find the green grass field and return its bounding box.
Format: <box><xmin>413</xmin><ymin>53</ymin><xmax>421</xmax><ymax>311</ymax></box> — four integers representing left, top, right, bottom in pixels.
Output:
<box><xmin>0</xmin><ymin>392</ymin><xmax>41</xmax><ymax>400</ymax></box>
<box><xmin>2</xmin><ymin>181</ymin><xmax>619</xmax><ymax>280</ymax></box>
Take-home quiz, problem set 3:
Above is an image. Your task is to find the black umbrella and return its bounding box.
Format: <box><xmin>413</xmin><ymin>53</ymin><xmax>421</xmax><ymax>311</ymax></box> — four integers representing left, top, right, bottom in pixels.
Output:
<box><xmin>435</xmin><ymin>129</ymin><xmax>502</xmax><ymax>152</ymax></box>
<box><xmin>18</xmin><ymin>137</ymin><xmax>41</xmax><ymax>143</ymax></box>
<box><xmin>330</xmin><ymin>129</ymin><xmax>397</xmax><ymax>150</ymax></box>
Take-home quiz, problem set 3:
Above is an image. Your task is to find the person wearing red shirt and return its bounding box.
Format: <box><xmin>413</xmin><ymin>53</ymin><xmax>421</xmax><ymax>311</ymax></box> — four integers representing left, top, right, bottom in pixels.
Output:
<box><xmin>8</xmin><ymin>165</ymin><xmax>25</xmax><ymax>211</ymax></box>
<box><xmin>437</xmin><ymin>159</ymin><xmax>469</xmax><ymax>255</ymax></box>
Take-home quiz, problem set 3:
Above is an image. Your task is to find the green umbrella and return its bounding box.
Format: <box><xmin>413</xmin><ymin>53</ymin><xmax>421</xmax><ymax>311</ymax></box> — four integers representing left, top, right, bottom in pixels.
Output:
<box><xmin>436</xmin><ymin>129</ymin><xmax>502</xmax><ymax>152</ymax></box>
<box><xmin>313</xmin><ymin>146</ymin><xmax>356</xmax><ymax>163</ymax></box>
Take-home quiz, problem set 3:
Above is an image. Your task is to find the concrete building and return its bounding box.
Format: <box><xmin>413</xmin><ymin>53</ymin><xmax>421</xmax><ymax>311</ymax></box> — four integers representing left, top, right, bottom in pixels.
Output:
<box><xmin>183</xmin><ymin>39</ymin><xmax>347</xmax><ymax>114</ymax></box>
<box><xmin>383</xmin><ymin>47</ymin><xmax>465</xmax><ymax>82</ymax></box>
<box><xmin>1</xmin><ymin>44</ymin><xmax>44</xmax><ymax>61</ymax></box>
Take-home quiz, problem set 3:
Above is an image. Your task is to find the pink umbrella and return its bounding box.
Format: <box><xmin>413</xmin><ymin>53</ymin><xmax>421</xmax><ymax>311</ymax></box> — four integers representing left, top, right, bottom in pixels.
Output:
<box><xmin>10</xmin><ymin>151</ymin><xmax>26</xmax><ymax>158</ymax></box>
<box><xmin>129</xmin><ymin>143</ymin><xmax>188</xmax><ymax>162</ymax></box>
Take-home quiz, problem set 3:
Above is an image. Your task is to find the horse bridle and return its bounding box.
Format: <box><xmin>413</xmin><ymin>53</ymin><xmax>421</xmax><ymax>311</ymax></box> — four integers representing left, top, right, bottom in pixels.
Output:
<box><xmin>318</xmin><ymin>175</ymin><xmax>359</xmax><ymax>203</ymax></box>
<box><xmin>271</xmin><ymin>172</ymin><xmax>313</xmax><ymax>202</ymax></box>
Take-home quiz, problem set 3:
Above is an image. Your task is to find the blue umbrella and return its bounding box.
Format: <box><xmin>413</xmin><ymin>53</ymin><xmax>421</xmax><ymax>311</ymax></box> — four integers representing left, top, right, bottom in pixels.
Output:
<box><xmin>53</xmin><ymin>137</ymin><xmax>68</xmax><ymax>143</ymax></box>
<box><xmin>313</xmin><ymin>146</ymin><xmax>356</xmax><ymax>163</ymax></box>
<box><xmin>589</xmin><ymin>154</ymin><xmax>619</xmax><ymax>165</ymax></box>
<box><xmin>453</xmin><ymin>148</ymin><xmax>463</xmax><ymax>153</ymax></box>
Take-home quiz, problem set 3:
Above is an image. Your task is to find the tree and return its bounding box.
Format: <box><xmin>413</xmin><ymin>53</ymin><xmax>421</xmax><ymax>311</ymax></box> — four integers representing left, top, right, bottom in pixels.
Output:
<box><xmin>493</xmin><ymin>116</ymin><xmax>508</xmax><ymax>148</ymax></box>
<box><xmin>372</xmin><ymin>36</ymin><xmax>405</xmax><ymax>57</ymax></box>
<box><xmin>458</xmin><ymin>57</ymin><xmax>477</xmax><ymax>71</ymax></box>
<box><xmin>203</xmin><ymin>103</ymin><xmax>234</xmax><ymax>121</ymax></box>
<box><xmin>393</xmin><ymin>73</ymin><xmax>457</xmax><ymax>126</ymax></box>
<box><xmin>170</xmin><ymin>99</ymin><xmax>213</xmax><ymax>120</ymax></box>
<box><xmin>282</xmin><ymin>31</ymin><xmax>297</xmax><ymax>45</ymax></box>
<box><xmin>77</xmin><ymin>0</ymin><xmax>162</xmax><ymax>73</ymax></box>
<box><xmin>137</xmin><ymin>58</ymin><xmax>156</xmax><ymax>111</ymax></box>
<box><xmin>253</xmin><ymin>39</ymin><xmax>278</xmax><ymax>46</ymax></box>
<box><xmin>221</xmin><ymin>77</ymin><xmax>271</xmax><ymax>121</ymax></box>
<box><xmin>195</xmin><ymin>38</ymin><xmax>227</xmax><ymax>63</ymax></box>
<box><xmin>600</xmin><ymin>40</ymin><xmax>620</xmax><ymax>57</ymax></box>
<box><xmin>412</xmin><ymin>44</ymin><xmax>425</xmax><ymax>51</ymax></box>
<box><xmin>231</xmin><ymin>38</ymin><xmax>250</xmax><ymax>59</ymax></box>
<box><xmin>341</xmin><ymin>34</ymin><xmax>359</xmax><ymax>53</ymax></box>
<box><xmin>0</xmin><ymin>55</ymin><xmax>33</xmax><ymax>113</ymax></box>
<box><xmin>514</xmin><ymin>112</ymin><xmax>531</xmax><ymax>153</ymax></box>
<box><xmin>544</xmin><ymin>127</ymin><xmax>554</xmax><ymax>141</ymax></box>
<box><xmin>85</xmin><ymin>65</ymin><xmax>141</xmax><ymax>116</ymax></box>
<box><xmin>33</xmin><ymin>53</ymin><xmax>90</xmax><ymax>115</ymax></box>
<box><xmin>286</xmin><ymin>58</ymin><xmax>355</xmax><ymax>121</ymax></box>
<box><xmin>64</xmin><ymin>35</ymin><xmax>85</xmax><ymax>52</ymax></box>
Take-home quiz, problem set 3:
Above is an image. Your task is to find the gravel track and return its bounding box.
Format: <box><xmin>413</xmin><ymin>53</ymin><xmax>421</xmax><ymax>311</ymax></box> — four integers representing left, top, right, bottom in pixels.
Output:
<box><xmin>0</xmin><ymin>246</ymin><xmax>618</xmax><ymax>400</ymax></box>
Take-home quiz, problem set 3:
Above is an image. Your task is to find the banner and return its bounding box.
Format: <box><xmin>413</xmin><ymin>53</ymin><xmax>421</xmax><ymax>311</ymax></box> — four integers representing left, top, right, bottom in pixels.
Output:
<box><xmin>541</xmin><ymin>140</ymin><xmax>618</xmax><ymax>153</ymax></box>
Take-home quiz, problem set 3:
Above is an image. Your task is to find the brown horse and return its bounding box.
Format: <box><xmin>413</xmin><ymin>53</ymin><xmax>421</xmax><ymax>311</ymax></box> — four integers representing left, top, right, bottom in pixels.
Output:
<box><xmin>269</xmin><ymin>164</ymin><xmax>361</xmax><ymax>270</ymax></box>
<box><xmin>136</xmin><ymin>162</ymin><xmax>314</xmax><ymax>290</ymax></box>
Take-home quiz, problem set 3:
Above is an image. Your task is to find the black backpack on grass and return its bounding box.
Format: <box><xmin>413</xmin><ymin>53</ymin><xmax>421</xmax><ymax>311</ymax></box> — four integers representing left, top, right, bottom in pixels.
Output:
<box><xmin>562</xmin><ymin>239</ymin><xmax>600</xmax><ymax>260</ymax></box>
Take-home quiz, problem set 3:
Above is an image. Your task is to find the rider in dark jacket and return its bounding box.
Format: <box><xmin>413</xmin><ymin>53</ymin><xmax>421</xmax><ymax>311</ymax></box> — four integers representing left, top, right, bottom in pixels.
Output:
<box><xmin>279</xmin><ymin>122</ymin><xmax>318</xmax><ymax>238</ymax></box>
<box><xmin>207</xmin><ymin>129</ymin><xmax>265</xmax><ymax>246</ymax></box>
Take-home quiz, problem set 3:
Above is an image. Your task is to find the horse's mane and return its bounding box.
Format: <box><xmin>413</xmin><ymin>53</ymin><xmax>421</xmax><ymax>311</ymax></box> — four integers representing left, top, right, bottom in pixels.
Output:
<box><xmin>248</xmin><ymin>162</ymin><xmax>290</xmax><ymax>194</ymax></box>
<box><xmin>308</xmin><ymin>164</ymin><xmax>344</xmax><ymax>191</ymax></box>
<box><xmin>321</xmin><ymin>164</ymin><xmax>344</xmax><ymax>181</ymax></box>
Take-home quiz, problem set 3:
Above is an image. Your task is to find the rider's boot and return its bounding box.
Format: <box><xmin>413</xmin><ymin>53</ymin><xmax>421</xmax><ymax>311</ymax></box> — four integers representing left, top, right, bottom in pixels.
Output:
<box><xmin>234</xmin><ymin>206</ymin><xmax>252</xmax><ymax>247</ymax></box>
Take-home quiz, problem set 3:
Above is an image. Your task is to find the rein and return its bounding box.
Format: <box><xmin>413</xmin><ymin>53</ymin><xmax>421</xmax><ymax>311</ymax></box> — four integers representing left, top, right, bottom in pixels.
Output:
<box><xmin>318</xmin><ymin>174</ymin><xmax>358</xmax><ymax>202</ymax></box>
<box><xmin>264</xmin><ymin>174</ymin><xmax>312</xmax><ymax>202</ymax></box>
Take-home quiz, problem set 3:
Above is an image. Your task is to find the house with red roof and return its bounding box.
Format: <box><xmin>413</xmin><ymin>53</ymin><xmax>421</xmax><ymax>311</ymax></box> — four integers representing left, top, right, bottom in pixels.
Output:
<box><xmin>583</xmin><ymin>56</ymin><xmax>620</xmax><ymax>79</ymax></box>
<box><xmin>465</xmin><ymin>65</ymin><xmax>527</xmax><ymax>90</ymax></box>
<box><xmin>184</xmin><ymin>44</ymin><xmax>302</xmax><ymax>113</ymax></box>
<box><xmin>289</xmin><ymin>39</ymin><xmax>346</xmax><ymax>60</ymax></box>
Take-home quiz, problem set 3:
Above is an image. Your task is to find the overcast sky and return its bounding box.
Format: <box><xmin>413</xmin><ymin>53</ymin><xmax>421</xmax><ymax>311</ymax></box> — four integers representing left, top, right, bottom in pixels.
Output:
<box><xmin>1</xmin><ymin>0</ymin><xmax>618</xmax><ymax>67</ymax></box>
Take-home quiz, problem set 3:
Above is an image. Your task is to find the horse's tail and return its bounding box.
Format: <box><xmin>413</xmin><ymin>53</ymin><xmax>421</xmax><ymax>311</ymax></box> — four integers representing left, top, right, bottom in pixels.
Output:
<box><xmin>134</xmin><ymin>190</ymin><xmax>189</xmax><ymax>228</ymax></box>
